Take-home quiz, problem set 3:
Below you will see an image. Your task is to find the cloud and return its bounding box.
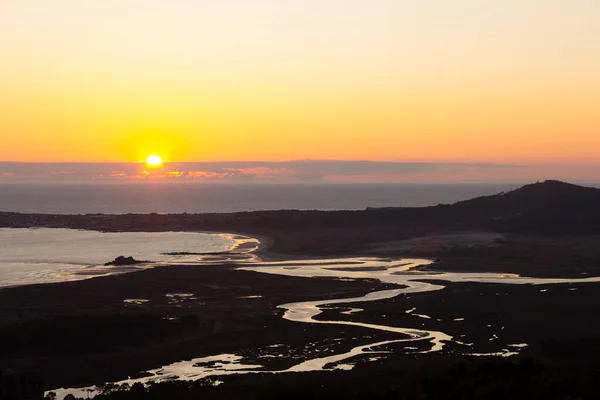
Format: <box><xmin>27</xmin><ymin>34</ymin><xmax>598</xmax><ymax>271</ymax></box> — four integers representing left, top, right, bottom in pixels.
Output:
<box><xmin>0</xmin><ymin>160</ymin><xmax>566</xmax><ymax>184</ymax></box>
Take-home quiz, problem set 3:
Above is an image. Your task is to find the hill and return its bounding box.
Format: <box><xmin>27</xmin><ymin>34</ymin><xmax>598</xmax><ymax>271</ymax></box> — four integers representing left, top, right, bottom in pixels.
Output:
<box><xmin>453</xmin><ymin>180</ymin><xmax>600</xmax><ymax>214</ymax></box>
<box><xmin>1</xmin><ymin>180</ymin><xmax>599</xmax><ymax>254</ymax></box>
<box><xmin>447</xmin><ymin>180</ymin><xmax>600</xmax><ymax>233</ymax></box>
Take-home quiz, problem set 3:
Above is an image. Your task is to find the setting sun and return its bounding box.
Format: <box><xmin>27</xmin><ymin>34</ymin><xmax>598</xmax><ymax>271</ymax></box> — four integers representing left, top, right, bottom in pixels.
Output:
<box><xmin>145</xmin><ymin>154</ymin><xmax>163</xmax><ymax>167</ymax></box>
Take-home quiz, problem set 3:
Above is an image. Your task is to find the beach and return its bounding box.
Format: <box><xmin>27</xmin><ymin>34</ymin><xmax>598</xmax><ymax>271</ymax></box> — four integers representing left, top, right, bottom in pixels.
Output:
<box><xmin>0</xmin><ymin>228</ymin><xmax>255</xmax><ymax>288</ymax></box>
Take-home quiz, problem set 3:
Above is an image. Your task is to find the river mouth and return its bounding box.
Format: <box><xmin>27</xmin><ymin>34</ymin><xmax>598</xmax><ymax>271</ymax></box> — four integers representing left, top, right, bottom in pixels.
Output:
<box><xmin>49</xmin><ymin>253</ymin><xmax>600</xmax><ymax>399</ymax></box>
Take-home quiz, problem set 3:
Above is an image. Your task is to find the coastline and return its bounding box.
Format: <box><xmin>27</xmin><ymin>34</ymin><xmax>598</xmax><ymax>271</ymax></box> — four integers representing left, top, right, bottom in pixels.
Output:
<box><xmin>3</xmin><ymin>224</ymin><xmax>600</xmax><ymax>293</ymax></box>
<box><xmin>4</xmin><ymin>183</ymin><xmax>600</xmax><ymax>396</ymax></box>
<box><xmin>0</xmin><ymin>228</ymin><xmax>267</xmax><ymax>289</ymax></box>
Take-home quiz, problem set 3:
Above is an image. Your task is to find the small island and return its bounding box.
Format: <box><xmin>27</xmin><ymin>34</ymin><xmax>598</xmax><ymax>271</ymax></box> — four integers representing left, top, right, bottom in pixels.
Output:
<box><xmin>104</xmin><ymin>256</ymin><xmax>149</xmax><ymax>266</ymax></box>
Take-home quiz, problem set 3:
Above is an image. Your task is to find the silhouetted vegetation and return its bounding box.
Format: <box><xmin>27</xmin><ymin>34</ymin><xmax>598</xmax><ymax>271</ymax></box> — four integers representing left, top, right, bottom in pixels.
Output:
<box><xmin>0</xmin><ymin>370</ymin><xmax>43</xmax><ymax>400</ymax></box>
<box><xmin>0</xmin><ymin>314</ymin><xmax>201</xmax><ymax>358</ymax></box>
<box><xmin>45</xmin><ymin>358</ymin><xmax>600</xmax><ymax>400</ymax></box>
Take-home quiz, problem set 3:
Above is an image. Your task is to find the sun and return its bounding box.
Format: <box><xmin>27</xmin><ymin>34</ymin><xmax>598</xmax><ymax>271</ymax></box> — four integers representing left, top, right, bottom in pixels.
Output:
<box><xmin>145</xmin><ymin>154</ymin><xmax>164</xmax><ymax>167</ymax></box>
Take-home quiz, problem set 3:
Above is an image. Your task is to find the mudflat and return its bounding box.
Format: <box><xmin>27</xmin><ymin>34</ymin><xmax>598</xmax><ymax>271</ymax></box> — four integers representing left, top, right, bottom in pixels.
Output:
<box><xmin>2</xmin><ymin>231</ymin><xmax>600</xmax><ymax>392</ymax></box>
<box><xmin>2</xmin><ymin>181</ymin><xmax>600</xmax><ymax>397</ymax></box>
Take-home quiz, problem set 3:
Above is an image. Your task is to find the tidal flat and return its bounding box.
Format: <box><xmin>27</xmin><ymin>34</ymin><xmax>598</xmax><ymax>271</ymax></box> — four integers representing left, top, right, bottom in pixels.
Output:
<box><xmin>3</xmin><ymin>181</ymin><xmax>600</xmax><ymax>398</ymax></box>
<box><xmin>1</xmin><ymin>230</ymin><xmax>600</xmax><ymax>398</ymax></box>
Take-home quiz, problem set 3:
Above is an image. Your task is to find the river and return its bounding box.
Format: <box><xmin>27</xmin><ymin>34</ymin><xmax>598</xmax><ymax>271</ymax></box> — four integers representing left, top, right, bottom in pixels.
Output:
<box><xmin>50</xmin><ymin>254</ymin><xmax>600</xmax><ymax>399</ymax></box>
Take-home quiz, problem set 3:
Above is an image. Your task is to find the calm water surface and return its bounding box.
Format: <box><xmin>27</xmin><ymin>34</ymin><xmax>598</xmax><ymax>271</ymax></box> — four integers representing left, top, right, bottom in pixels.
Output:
<box><xmin>0</xmin><ymin>183</ymin><xmax>521</xmax><ymax>214</ymax></box>
<box><xmin>0</xmin><ymin>228</ymin><xmax>236</xmax><ymax>287</ymax></box>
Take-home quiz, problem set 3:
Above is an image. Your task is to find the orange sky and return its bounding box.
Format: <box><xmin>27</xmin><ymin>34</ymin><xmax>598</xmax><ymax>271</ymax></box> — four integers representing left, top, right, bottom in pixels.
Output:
<box><xmin>1</xmin><ymin>1</ymin><xmax>599</xmax><ymax>167</ymax></box>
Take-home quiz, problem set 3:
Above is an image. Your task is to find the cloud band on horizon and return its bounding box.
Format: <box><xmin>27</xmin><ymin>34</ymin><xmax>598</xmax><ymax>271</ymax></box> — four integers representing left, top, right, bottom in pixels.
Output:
<box><xmin>1</xmin><ymin>160</ymin><xmax>596</xmax><ymax>183</ymax></box>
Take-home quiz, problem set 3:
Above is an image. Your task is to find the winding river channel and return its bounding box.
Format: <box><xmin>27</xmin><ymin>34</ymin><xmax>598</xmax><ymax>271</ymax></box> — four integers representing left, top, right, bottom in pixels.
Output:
<box><xmin>51</xmin><ymin>248</ymin><xmax>600</xmax><ymax>399</ymax></box>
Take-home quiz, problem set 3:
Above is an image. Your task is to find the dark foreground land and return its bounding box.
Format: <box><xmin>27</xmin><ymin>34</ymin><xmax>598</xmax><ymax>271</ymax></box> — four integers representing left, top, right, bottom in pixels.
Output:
<box><xmin>4</xmin><ymin>261</ymin><xmax>600</xmax><ymax>400</ymax></box>
<box><xmin>54</xmin><ymin>358</ymin><xmax>600</xmax><ymax>400</ymax></box>
<box><xmin>2</xmin><ymin>181</ymin><xmax>600</xmax><ymax>399</ymax></box>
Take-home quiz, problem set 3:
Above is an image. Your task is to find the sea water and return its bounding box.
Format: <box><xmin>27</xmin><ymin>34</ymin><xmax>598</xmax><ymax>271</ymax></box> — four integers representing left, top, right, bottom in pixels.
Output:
<box><xmin>0</xmin><ymin>183</ymin><xmax>520</xmax><ymax>214</ymax></box>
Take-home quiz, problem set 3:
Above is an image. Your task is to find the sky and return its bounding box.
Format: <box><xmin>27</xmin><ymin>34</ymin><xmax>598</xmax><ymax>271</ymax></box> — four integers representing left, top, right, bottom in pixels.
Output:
<box><xmin>1</xmin><ymin>161</ymin><xmax>598</xmax><ymax>184</ymax></box>
<box><xmin>1</xmin><ymin>1</ymin><xmax>599</xmax><ymax>181</ymax></box>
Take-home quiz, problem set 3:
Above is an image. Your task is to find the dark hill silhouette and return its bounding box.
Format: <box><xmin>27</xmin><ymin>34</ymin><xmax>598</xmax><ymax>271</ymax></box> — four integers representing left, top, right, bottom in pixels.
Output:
<box><xmin>452</xmin><ymin>180</ymin><xmax>600</xmax><ymax>214</ymax></box>
<box><xmin>1</xmin><ymin>181</ymin><xmax>599</xmax><ymax>250</ymax></box>
<box><xmin>446</xmin><ymin>180</ymin><xmax>600</xmax><ymax>233</ymax></box>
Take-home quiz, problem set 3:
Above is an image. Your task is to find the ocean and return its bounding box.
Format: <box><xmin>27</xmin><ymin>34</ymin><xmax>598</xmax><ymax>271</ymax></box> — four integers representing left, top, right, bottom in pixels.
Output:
<box><xmin>0</xmin><ymin>182</ymin><xmax>523</xmax><ymax>215</ymax></box>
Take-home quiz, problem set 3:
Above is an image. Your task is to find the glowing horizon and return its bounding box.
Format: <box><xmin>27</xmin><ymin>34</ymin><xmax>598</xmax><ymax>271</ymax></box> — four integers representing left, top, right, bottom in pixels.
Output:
<box><xmin>1</xmin><ymin>160</ymin><xmax>599</xmax><ymax>184</ymax></box>
<box><xmin>1</xmin><ymin>1</ymin><xmax>599</xmax><ymax>176</ymax></box>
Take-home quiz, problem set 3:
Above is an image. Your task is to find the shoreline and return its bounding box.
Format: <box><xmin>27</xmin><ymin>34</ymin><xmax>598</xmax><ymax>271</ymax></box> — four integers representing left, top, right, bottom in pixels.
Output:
<box><xmin>3</xmin><ymin>226</ymin><xmax>600</xmax><ymax>293</ymax></box>
<box><xmin>0</xmin><ymin>228</ymin><xmax>272</xmax><ymax>290</ymax></box>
